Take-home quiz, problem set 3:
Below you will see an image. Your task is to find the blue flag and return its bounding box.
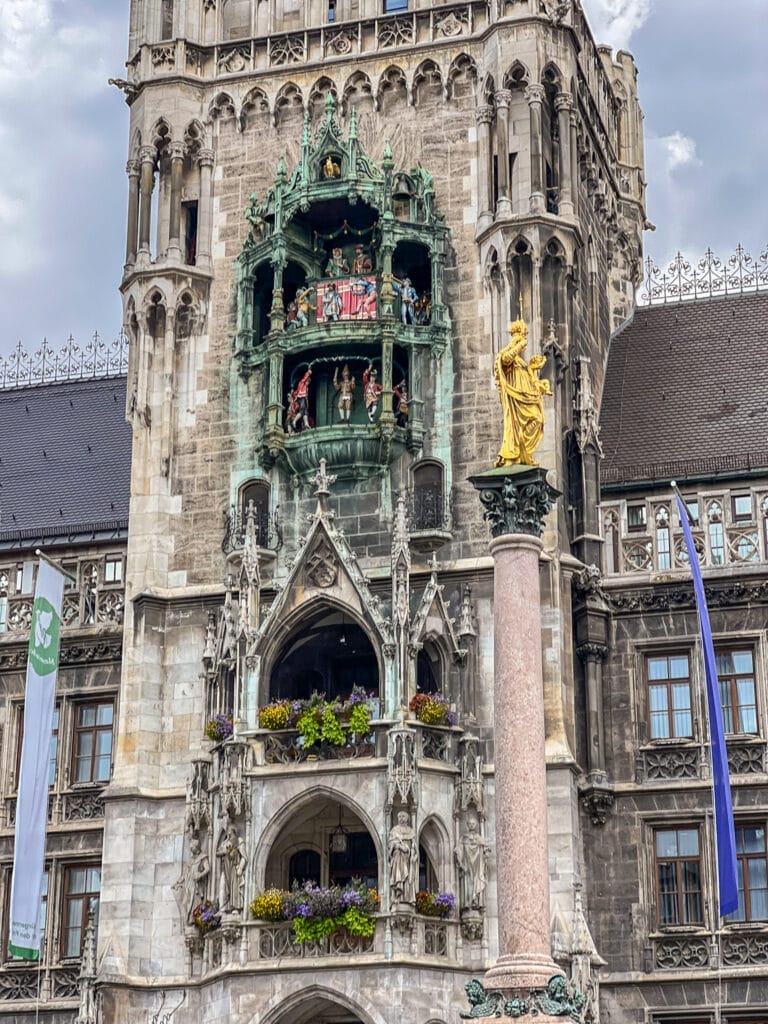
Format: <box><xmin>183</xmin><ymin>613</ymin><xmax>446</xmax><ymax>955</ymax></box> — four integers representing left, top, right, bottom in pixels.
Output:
<box><xmin>675</xmin><ymin>492</ymin><xmax>738</xmax><ymax>916</ymax></box>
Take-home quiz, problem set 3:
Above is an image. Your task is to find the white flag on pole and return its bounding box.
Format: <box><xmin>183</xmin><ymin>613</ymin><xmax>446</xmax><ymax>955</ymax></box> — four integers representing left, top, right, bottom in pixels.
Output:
<box><xmin>9</xmin><ymin>560</ymin><xmax>64</xmax><ymax>959</ymax></box>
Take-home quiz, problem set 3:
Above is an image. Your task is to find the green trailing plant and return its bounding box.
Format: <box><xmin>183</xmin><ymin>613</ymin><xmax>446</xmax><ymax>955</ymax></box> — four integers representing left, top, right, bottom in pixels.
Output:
<box><xmin>348</xmin><ymin>701</ymin><xmax>371</xmax><ymax>737</ymax></box>
<box><xmin>320</xmin><ymin>706</ymin><xmax>348</xmax><ymax>746</ymax></box>
<box><xmin>296</xmin><ymin>707</ymin><xmax>321</xmax><ymax>748</ymax></box>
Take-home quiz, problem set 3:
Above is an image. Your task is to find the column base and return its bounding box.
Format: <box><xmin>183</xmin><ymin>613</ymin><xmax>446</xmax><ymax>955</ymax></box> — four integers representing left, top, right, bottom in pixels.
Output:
<box><xmin>529</xmin><ymin>192</ymin><xmax>546</xmax><ymax>214</ymax></box>
<box><xmin>484</xmin><ymin>952</ymin><xmax>562</xmax><ymax>992</ymax></box>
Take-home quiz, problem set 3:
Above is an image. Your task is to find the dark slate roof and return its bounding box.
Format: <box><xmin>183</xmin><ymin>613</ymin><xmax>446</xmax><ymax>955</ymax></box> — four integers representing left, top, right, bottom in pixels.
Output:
<box><xmin>0</xmin><ymin>375</ymin><xmax>132</xmax><ymax>549</ymax></box>
<box><xmin>599</xmin><ymin>292</ymin><xmax>768</xmax><ymax>487</ymax></box>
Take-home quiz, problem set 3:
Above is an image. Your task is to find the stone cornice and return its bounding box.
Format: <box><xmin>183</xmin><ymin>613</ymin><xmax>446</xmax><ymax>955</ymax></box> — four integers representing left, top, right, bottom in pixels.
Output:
<box><xmin>0</xmin><ymin>634</ymin><xmax>122</xmax><ymax>671</ymax></box>
<box><xmin>605</xmin><ymin>577</ymin><xmax>768</xmax><ymax>614</ymax></box>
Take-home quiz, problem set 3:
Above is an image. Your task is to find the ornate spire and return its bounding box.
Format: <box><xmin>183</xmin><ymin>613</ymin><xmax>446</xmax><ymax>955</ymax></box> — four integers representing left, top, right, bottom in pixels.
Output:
<box><xmin>312</xmin><ymin>458</ymin><xmax>337</xmax><ymax>518</ymax></box>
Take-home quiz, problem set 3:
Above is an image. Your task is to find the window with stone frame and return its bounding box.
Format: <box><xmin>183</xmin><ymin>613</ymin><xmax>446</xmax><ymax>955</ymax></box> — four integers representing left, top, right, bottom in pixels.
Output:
<box><xmin>61</xmin><ymin>864</ymin><xmax>100</xmax><ymax>959</ymax></box>
<box><xmin>3</xmin><ymin>867</ymin><xmax>48</xmax><ymax>963</ymax></box>
<box><xmin>0</xmin><ymin>569</ymin><xmax>7</xmax><ymax>633</ymax></box>
<box><xmin>383</xmin><ymin>0</ymin><xmax>408</xmax><ymax>10</ymax></box>
<box><xmin>71</xmin><ymin>700</ymin><xmax>114</xmax><ymax>784</ymax></box>
<box><xmin>716</xmin><ymin>648</ymin><xmax>758</xmax><ymax>736</ymax></box>
<box><xmin>654</xmin><ymin>827</ymin><xmax>703</xmax><ymax>926</ymax></box>
<box><xmin>627</xmin><ymin>503</ymin><xmax>647</xmax><ymax>533</ymax></box>
<box><xmin>104</xmin><ymin>555</ymin><xmax>123</xmax><ymax>585</ymax></box>
<box><xmin>732</xmin><ymin>493</ymin><xmax>753</xmax><ymax>524</ymax></box>
<box><xmin>646</xmin><ymin>653</ymin><xmax>693</xmax><ymax>741</ymax></box>
<box><xmin>16</xmin><ymin>703</ymin><xmax>59</xmax><ymax>789</ymax></box>
<box><xmin>727</xmin><ymin>824</ymin><xmax>768</xmax><ymax>923</ymax></box>
<box><xmin>160</xmin><ymin>0</ymin><xmax>174</xmax><ymax>40</ymax></box>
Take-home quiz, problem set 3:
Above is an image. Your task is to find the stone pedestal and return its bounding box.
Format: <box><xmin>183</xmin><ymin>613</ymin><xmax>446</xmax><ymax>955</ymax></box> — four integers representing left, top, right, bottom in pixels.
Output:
<box><xmin>469</xmin><ymin>467</ymin><xmax>567</xmax><ymax>1000</ymax></box>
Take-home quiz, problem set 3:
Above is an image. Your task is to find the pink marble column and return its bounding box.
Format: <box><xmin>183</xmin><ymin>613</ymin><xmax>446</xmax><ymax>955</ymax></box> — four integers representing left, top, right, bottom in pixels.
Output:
<box><xmin>485</xmin><ymin>530</ymin><xmax>560</xmax><ymax>992</ymax></box>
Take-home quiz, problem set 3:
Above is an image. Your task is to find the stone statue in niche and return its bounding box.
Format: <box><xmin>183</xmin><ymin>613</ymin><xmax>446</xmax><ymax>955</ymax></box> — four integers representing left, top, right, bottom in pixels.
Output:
<box><xmin>363</xmin><ymin>363</ymin><xmax>382</xmax><ymax>422</ymax></box>
<box><xmin>173</xmin><ymin>836</ymin><xmax>211</xmax><ymax>925</ymax></box>
<box><xmin>393</xmin><ymin>378</ymin><xmax>409</xmax><ymax>428</ymax></box>
<box><xmin>352</xmin><ymin>244</ymin><xmax>373</xmax><ymax>274</ymax></box>
<box><xmin>333</xmin><ymin>364</ymin><xmax>356</xmax><ymax>423</ymax></box>
<box><xmin>388</xmin><ymin>810</ymin><xmax>418</xmax><ymax>905</ymax></box>
<box><xmin>393</xmin><ymin>277</ymin><xmax>418</xmax><ymax>325</ymax></box>
<box><xmin>455</xmin><ymin>815</ymin><xmax>489</xmax><ymax>910</ymax></box>
<box><xmin>493</xmin><ymin>305</ymin><xmax>552</xmax><ymax>467</ymax></box>
<box><xmin>322</xmin><ymin>282</ymin><xmax>343</xmax><ymax>322</ymax></box>
<box><xmin>325</xmin><ymin>246</ymin><xmax>349</xmax><ymax>277</ymax></box>
<box><xmin>245</xmin><ymin>193</ymin><xmax>266</xmax><ymax>240</ymax></box>
<box><xmin>217</xmin><ymin>821</ymin><xmax>247</xmax><ymax>913</ymax></box>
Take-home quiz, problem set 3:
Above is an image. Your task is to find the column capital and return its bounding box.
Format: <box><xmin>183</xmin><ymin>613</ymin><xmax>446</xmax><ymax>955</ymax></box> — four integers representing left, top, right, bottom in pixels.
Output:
<box><xmin>476</xmin><ymin>104</ymin><xmax>495</xmax><ymax>126</ymax></box>
<box><xmin>139</xmin><ymin>145</ymin><xmax>156</xmax><ymax>165</ymax></box>
<box><xmin>469</xmin><ymin>467</ymin><xmax>559</xmax><ymax>539</ymax></box>
<box><xmin>525</xmin><ymin>84</ymin><xmax>546</xmax><ymax>106</ymax></box>
<box><xmin>576</xmin><ymin>641</ymin><xmax>608</xmax><ymax>663</ymax></box>
<box><xmin>554</xmin><ymin>92</ymin><xmax>573</xmax><ymax>112</ymax></box>
<box><xmin>169</xmin><ymin>140</ymin><xmax>186</xmax><ymax>162</ymax></box>
<box><xmin>494</xmin><ymin>88</ymin><xmax>512</xmax><ymax>108</ymax></box>
<box><xmin>198</xmin><ymin>148</ymin><xmax>215</xmax><ymax>168</ymax></box>
<box><xmin>126</xmin><ymin>159</ymin><xmax>140</xmax><ymax>177</ymax></box>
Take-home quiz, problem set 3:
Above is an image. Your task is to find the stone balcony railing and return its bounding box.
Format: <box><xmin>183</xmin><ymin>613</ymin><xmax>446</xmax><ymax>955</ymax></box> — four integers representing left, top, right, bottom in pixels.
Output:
<box><xmin>650</xmin><ymin>925</ymin><xmax>768</xmax><ymax>971</ymax></box>
<box><xmin>4</xmin><ymin>585</ymin><xmax>125</xmax><ymax>634</ymax></box>
<box><xmin>634</xmin><ymin>739</ymin><xmax>766</xmax><ymax>784</ymax></box>
<box><xmin>202</xmin><ymin>916</ymin><xmax>454</xmax><ymax>970</ymax></box>
<box><xmin>251</xmin><ymin>719</ymin><xmax>459</xmax><ymax>767</ymax></box>
<box><xmin>0</xmin><ymin>963</ymin><xmax>80</xmax><ymax>1004</ymax></box>
<box><xmin>3</xmin><ymin>787</ymin><xmax>106</xmax><ymax>829</ymax></box>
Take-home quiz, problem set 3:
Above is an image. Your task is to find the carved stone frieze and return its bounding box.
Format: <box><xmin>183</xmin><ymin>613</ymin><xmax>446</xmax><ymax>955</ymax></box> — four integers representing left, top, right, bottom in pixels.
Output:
<box><xmin>218</xmin><ymin>46</ymin><xmax>250</xmax><ymax>74</ymax></box>
<box><xmin>423</xmin><ymin>920</ymin><xmax>448</xmax><ymax>956</ymax></box>
<box><xmin>642</xmin><ymin>746</ymin><xmax>699</xmax><ymax>781</ymax></box>
<box><xmin>257</xmin><ymin>921</ymin><xmax>373</xmax><ymax>958</ymax></box>
<box><xmin>721</xmin><ymin>931</ymin><xmax>768</xmax><ymax>966</ymax></box>
<box><xmin>539</xmin><ymin>0</ymin><xmax>571</xmax><ymax>24</ymax></box>
<box><xmin>727</xmin><ymin>742</ymin><xmax>766</xmax><ymax>775</ymax></box>
<box><xmin>653</xmin><ymin>936</ymin><xmax>709</xmax><ymax>970</ymax></box>
<box><xmin>325</xmin><ymin>29</ymin><xmax>355</xmax><ymax>56</ymax></box>
<box><xmin>434</xmin><ymin>10</ymin><xmax>468</xmax><ymax>36</ymax></box>
<box><xmin>378</xmin><ymin>17</ymin><xmax>413</xmax><ymax>48</ymax></box>
<box><xmin>387</xmin><ymin>726</ymin><xmax>417</xmax><ymax>807</ymax></box>
<box><xmin>270</xmin><ymin>34</ymin><xmax>306</xmax><ymax>66</ymax></box>
<box><xmin>606</xmin><ymin>578</ymin><xmax>768</xmax><ymax>613</ymax></box>
<box><xmin>305</xmin><ymin>537</ymin><xmax>338</xmax><ymax>588</ymax></box>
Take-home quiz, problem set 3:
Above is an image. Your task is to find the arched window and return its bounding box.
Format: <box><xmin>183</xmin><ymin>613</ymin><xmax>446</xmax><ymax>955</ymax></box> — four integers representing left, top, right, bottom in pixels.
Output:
<box><xmin>708</xmin><ymin>501</ymin><xmax>725</xmax><ymax>565</ymax></box>
<box><xmin>417</xmin><ymin>643</ymin><xmax>441</xmax><ymax>695</ymax></box>
<box><xmin>269</xmin><ymin>609</ymin><xmax>379</xmax><ymax>703</ymax></box>
<box><xmin>240</xmin><ymin>479</ymin><xmax>271</xmax><ymax>547</ymax></box>
<box><xmin>603</xmin><ymin>511</ymin><xmax>619</xmax><ymax>575</ymax></box>
<box><xmin>412</xmin><ymin>461</ymin><xmax>445</xmax><ymax>531</ymax></box>
<box><xmin>419</xmin><ymin>844</ymin><xmax>438</xmax><ymax>891</ymax></box>
<box><xmin>655</xmin><ymin>507</ymin><xmax>671</xmax><ymax>571</ymax></box>
<box><xmin>508</xmin><ymin>239</ymin><xmax>533</xmax><ymax>323</ymax></box>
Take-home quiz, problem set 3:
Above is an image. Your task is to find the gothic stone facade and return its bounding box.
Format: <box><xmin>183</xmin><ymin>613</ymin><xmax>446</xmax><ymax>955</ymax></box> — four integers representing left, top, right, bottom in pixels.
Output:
<box><xmin>107</xmin><ymin>0</ymin><xmax>644</xmax><ymax>1021</ymax></box>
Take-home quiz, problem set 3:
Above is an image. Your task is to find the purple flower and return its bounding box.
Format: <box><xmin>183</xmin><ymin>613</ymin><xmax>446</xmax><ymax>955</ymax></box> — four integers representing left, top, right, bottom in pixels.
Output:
<box><xmin>435</xmin><ymin>892</ymin><xmax>456</xmax><ymax>912</ymax></box>
<box><xmin>296</xmin><ymin>903</ymin><xmax>311</xmax><ymax>918</ymax></box>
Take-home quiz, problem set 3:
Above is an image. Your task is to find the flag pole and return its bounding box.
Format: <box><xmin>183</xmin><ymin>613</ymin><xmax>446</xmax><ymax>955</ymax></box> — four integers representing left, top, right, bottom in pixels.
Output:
<box><xmin>671</xmin><ymin>480</ymin><xmax>738</xmax><ymax>957</ymax></box>
<box><xmin>34</xmin><ymin>549</ymin><xmax>77</xmax><ymax>584</ymax></box>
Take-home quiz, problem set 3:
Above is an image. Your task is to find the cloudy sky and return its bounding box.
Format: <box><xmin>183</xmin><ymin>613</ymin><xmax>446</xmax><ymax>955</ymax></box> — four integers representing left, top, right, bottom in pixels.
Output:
<box><xmin>0</xmin><ymin>0</ymin><xmax>766</xmax><ymax>354</ymax></box>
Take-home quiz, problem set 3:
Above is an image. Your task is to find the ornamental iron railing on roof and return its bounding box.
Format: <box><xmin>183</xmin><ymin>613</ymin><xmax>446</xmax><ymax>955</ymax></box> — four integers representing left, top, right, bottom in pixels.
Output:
<box><xmin>0</xmin><ymin>331</ymin><xmax>128</xmax><ymax>390</ymax></box>
<box><xmin>638</xmin><ymin>243</ymin><xmax>768</xmax><ymax>305</ymax></box>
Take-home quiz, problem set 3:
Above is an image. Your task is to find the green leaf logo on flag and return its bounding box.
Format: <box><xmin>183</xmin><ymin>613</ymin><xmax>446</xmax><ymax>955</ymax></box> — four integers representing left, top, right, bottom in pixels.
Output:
<box><xmin>28</xmin><ymin>597</ymin><xmax>60</xmax><ymax>676</ymax></box>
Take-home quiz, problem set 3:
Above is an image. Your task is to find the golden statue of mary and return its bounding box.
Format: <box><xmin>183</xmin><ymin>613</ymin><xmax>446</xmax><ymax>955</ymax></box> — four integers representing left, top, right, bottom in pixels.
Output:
<box><xmin>493</xmin><ymin>308</ymin><xmax>551</xmax><ymax>467</ymax></box>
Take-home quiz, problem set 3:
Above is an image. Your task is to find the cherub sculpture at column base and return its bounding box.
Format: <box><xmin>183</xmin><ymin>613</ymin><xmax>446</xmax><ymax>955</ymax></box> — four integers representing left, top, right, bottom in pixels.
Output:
<box><xmin>493</xmin><ymin>301</ymin><xmax>551</xmax><ymax>467</ymax></box>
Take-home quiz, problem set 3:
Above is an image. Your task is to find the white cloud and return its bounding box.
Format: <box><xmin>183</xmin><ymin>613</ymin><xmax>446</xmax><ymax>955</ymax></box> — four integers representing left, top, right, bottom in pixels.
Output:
<box><xmin>581</xmin><ymin>0</ymin><xmax>653</xmax><ymax>50</ymax></box>
<box><xmin>653</xmin><ymin>131</ymin><xmax>702</xmax><ymax>173</ymax></box>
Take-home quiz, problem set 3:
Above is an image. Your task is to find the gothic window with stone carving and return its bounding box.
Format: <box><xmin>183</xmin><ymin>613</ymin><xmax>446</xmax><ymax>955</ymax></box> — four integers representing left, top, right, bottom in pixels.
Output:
<box><xmin>716</xmin><ymin>649</ymin><xmax>758</xmax><ymax>736</ymax></box>
<box><xmin>655</xmin><ymin>507</ymin><xmax>671</xmax><ymax>571</ymax></box>
<box><xmin>654</xmin><ymin>828</ymin><xmax>703</xmax><ymax>926</ymax></box>
<box><xmin>727</xmin><ymin>825</ymin><xmax>768</xmax><ymax>922</ymax></box>
<box><xmin>0</xmin><ymin>570</ymin><xmax>7</xmax><ymax>633</ymax></box>
<box><xmin>264</xmin><ymin>797</ymin><xmax>379</xmax><ymax>891</ymax></box>
<box><xmin>417</xmin><ymin>642</ymin><xmax>442</xmax><ymax>695</ymax></box>
<box><xmin>240</xmin><ymin>479</ymin><xmax>271</xmax><ymax>547</ymax></box>
<box><xmin>61</xmin><ymin>864</ymin><xmax>101</xmax><ymax>959</ymax></box>
<box><xmin>705</xmin><ymin>500</ymin><xmax>725</xmax><ymax>565</ymax></box>
<box><xmin>412</xmin><ymin>461</ymin><xmax>445</xmax><ymax>532</ymax></box>
<box><xmin>603</xmin><ymin>511</ymin><xmax>619</xmax><ymax>574</ymax></box>
<box><xmin>646</xmin><ymin>654</ymin><xmax>692</xmax><ymax>741</ymax></box>
<box><xmin>508</xmin><ymin>239</ymin><xmax>533</xmax><ymax>323</ymax></box>
<box><xmin>541</xmin><ymin>238</ymin><xmax>566</xmax><ymax>329</ymax></box>
<box><xmin>542</xmin><ymin>66</ymin><xmax>561</xmax><ymax>214</ymax></box>
<box><xmin>268</xmin><ymin>609</ymin><xmax>379</xmax><ymax>703</ymax></box>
